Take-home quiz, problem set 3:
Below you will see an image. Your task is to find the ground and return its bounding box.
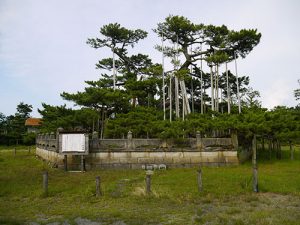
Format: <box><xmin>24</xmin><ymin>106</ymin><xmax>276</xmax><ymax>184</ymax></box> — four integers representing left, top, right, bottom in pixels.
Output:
<box><xmin>0</xmin><ymin>146</ymin><xmax>299</xmax><ymax>225</ymax></box>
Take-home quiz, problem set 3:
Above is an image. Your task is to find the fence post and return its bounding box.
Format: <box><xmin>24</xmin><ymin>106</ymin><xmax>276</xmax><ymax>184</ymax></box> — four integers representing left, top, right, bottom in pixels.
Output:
<box><xmin>290</xmin><ymin>141</ymin><xmax>294</xmax><ymax>160</ymax></box>
<box><xmin>64</xmin><ymin>155</ymin><xmax>68</xmax><ymax>171</ymax></box>
<box><xmin>146</xmin><ymin>174</ymin><xmax>151</xmax><ymax>194</ymax></box>
<box><xmin>28</xmin><ymin>146</ymin><xmax>31</xmax><ymax>154</ymax></box>
<box><xmin>268</xmin><ymin>137</ymin><xmax>271</xmax><ymax>160</ymax></box>
<box><xmin>96</xmin><ymin>176</ymin><xmax>102</xmax><ymax>197</ymax></box>
<box><xmin>43</xmin><ymin>171</ymin><xmax>48</xmax><ymax>196</ymax></box>
<box><xmin>197</xmin><ymin>168</ymin><xmax>203</xmax><ymax>192</ymax></box>
<box><xmin>14</xmin><ymin>147</ymin><xmax>16</xmax><ymax>156</ymax></box>
<box><xmin>81</xmin><ymin>155</ymin><xmax>85</xmax><ymax>172</ymax></box>
<box><xmin>252</xmin><ymin>135</ymin><xmax>258</xmax><ymax>193</ymax></box>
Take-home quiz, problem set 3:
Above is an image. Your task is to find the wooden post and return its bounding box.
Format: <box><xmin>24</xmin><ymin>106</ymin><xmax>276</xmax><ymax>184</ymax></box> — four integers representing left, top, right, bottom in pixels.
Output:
<box><xmin>269</xmin><ymin>138</ymin><xmax>272</xmax><ymax>160</ymax></box>
<box><xmin>146</xmin><ymin>174</ymin><xmax>151</xmax><ymax>194</ymax></box>
<box><xmin>14</xmin><ymin>147</ymin><xmax>16</xmax><ymax>156</ymax></box>
<box><xmin>81</xmin><ymin>155</ymin><xmax>85</xmax><ymax>172</ymax></box>
<box><xmin>96</xmin><ymin>176</ymin><xmax>102</xmax><ymax>197</ymax></box>
<box><xmin>252</xmin><ymin>135</ymin><xmax>258</xmax><ymax>193</ymax></box>
<box><xmin>28</xmin><ymin>146</ymin><xmax>31</xmax><ymax>154</ymax></box>
<box><xmin>197</xmin><ymin>168</ymin><xmax>203</xmax><ymax>192</ymax></box>
<box><xmin>290</xmin><ymin>141</ymin><xmax>294</xmax><ymax>160</ymax></box>
<box><xmin>64</xmin><ymin>155</ymin><xmax>68</xmax><ymax>171</ymax></box>
<box><xmin>43</xmin><ymin>171</ymin><xmax>48</xmax><ymax>196</ymax></box>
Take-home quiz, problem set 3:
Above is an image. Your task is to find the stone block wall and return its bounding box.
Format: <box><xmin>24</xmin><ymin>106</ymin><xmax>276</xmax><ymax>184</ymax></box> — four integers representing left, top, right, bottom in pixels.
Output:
<box><xmin>36</xmin><ymin>131</ymin><xmax>239</xmax><ymax>169</ymax></box>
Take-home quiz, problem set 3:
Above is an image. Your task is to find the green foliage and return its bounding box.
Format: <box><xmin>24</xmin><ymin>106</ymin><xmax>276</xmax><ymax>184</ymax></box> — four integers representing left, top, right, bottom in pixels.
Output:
<box><xmin>0</xmin><ymin>102</ymin><xmax>33</xmax><ymax>145</ymax></box>
<box><xmin>228</xmin><ymin>29</ymin><xmax>262</xmax><ymax>58</ymax></box>
<box><xmin>105</xmin><ymin>107</ymin><xmax>163</xmax><ymax>138</ymax></box>
<box><xmin>22</xmin><ymin>132</ymin><xmax>36</xmax><ymax>145</ymax></box>
<box><xmin>206</xmin><ymin>51</ymin><xmax>229</xmax><ymax>64</ymax></box>
<box><xmin>38</xmin><ymin>104</ymin><xmax>99</xmax><ymax>132</ymax></box>
<box><xmin>154</xmin><ymin>15</ymin><xmax>203</xmax><ymax>44</ymax></box>
<box><xmin>266</xmin><ymin>106</ymin><xmax>300</xmax><ymax>143</ymax></box>
<box><xmin>15</xmin><ymin>102</ymin><xmax>32</xmax><ymax>119</ymax></box>
<box><xmin>103</xmin><ymin>106</ymin><xmax>300</xmax><ymax>145</ymax></box>
<box><xmin>61</xmin><ymin>87</ymin><xmax>131</xmax><ymax>114</ymax></box>
<box><xmin>87</xmin><ymin>23</ymin><xmax>147</xmax><ymax>50</ymax></box>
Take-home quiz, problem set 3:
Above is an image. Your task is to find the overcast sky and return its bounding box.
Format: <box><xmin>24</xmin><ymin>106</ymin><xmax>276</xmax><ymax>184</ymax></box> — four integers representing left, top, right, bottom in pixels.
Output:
<box><xmin>0</xmin><ymin>0</ymin><xmax>299</xmax><ymax>117</ymax></box>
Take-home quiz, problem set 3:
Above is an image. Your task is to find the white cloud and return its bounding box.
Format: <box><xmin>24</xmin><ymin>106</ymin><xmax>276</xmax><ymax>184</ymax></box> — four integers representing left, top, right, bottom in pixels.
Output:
<box><xmin>262</xmin><ymin>79</ymin><xmax>297</xmax><ymax>109</ymax></box>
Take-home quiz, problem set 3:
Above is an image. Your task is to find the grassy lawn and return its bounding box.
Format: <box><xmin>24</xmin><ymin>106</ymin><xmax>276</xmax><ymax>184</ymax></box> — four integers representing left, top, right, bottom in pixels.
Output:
<box><xmin>0</xmin><ymin>147</ymin><xmax>299</xmax><ymax>225</ymax></box>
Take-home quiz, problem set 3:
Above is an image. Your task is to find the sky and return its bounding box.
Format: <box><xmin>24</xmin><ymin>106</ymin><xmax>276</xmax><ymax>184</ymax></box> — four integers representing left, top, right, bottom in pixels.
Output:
<box><xmin>0</xmin><ymin>0</ymin><xmax>299</xmax><ymax>117</ymax></box>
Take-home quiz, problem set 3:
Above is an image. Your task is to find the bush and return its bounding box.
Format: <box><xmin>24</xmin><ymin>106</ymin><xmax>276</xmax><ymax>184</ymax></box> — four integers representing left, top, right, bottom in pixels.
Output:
<box><xmin>22</xmin><ymin>133</ymin><xmax>36</xmax><ymax>145</ymax></box>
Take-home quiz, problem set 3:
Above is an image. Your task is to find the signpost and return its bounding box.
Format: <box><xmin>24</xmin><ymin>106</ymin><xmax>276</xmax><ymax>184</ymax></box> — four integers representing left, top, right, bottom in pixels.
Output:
<box><xmin>58</xmin><ymin>132</ymin><xmax>89</xmax><ymax>172</ymax></box>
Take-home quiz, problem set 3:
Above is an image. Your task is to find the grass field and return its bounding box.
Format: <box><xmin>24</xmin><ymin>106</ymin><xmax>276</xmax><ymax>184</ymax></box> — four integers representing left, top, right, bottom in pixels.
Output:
<box><xmin>0</xmin><ymin>146</ymin><xmax>299</xmax><ymax>225</ymax></box>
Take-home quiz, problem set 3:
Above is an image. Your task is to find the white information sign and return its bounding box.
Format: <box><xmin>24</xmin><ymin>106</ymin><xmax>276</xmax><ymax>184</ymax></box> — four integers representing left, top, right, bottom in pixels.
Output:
<box><xmin>61</xmin><ymin>134</ymin><xmax>86</xmax><ymax>153</ymax></box>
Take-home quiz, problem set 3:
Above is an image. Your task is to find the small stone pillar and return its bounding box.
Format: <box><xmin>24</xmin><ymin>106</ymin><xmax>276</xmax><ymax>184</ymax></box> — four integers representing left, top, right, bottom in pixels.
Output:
<box><xmin>81</xmin><ymin>155</ymin><xmax>86</xmax><ymax>172</ymax></box>
<box><xmin>146</xmin><ymin>174</ymin><xmax>151</xmax><ymax>194</ymax></box>
<box><xmin>43</xmin><ymin>171</ymin><xmax>48</xmax><ymax>197</ymax></box>
<box><xmin>45</xmin><ymin>133</ymin><xmax>49</xmax><ymax>149</ymax></box>
<box><xmin>231</xmin><ymin>130</ymin><xmax>238</xmax><ymax>151</ymax></box>
<box><xmin>196</xmin><ymin>131</ymin><xmax>203</xmax><ymax>150</ymax></box>
<box><xmin>56</xmin><ymin>127</ymin><xmax>64</xmax><ymax>153</ymax></box>
<box><xmin>95</xmin><ymin>176</ymin><xmax>102</xmax><ymax>197</ymax></box>
<box><xmin>36</xmin><ymin>134</ymin><xmax>40</xmax><ymax>145</ymax></box>
<box><xmin>92</xmin><ymin>131</ymin><xmax>99</xmax><ymax>150</ymax></box>
<box><xmin>127</xmin><ymin>130</ymin><xmax>132</xmax><ymax>140</ymax></box>
<box><xmin>50</xmin><ymin>132</ymin><xmax>55</xmax><ymax>139</ymax></box>
<box><xmin>127</xmin><ymin>131</ymin><xmax>133</xmax><ymax>150</ymax></box>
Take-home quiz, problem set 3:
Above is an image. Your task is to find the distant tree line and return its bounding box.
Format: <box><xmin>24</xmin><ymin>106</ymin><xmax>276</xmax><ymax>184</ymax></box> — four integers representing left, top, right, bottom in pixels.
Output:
<box><xmin>0</xmin><ymin>102</ymin><xmax>35</xmax><ymax>145</ymax></box>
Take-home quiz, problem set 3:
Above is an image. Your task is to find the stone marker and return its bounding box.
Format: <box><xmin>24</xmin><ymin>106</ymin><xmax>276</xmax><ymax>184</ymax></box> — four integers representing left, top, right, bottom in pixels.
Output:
<box><xmin>197</xmin><ymin>168</ymin><xmax>203</xmax><ymax>192</ymax></box>
<box><xmin>146</xmin><ymin>173</ymin><xmax>151</xmax><ymax>194</ymax></box>
<box><xmin>95</xmin><ymin>176</ymin><xmax>102</xmax><ymax>197</ymax></box>
<box><xmin>43</xmin><ymin>171</ymin><xmax>48</xmax><ymax>196</ymax></box>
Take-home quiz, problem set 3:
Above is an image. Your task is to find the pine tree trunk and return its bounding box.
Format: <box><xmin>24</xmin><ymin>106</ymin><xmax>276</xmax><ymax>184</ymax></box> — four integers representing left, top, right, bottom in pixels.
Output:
<box><xmin>216</xmin><ymin>65</ymin><xmax>219</xmax><ymax>112</ymax></box>
<box><xmin>100</xmin><ymin>107</ymin><xmax>105</xmax><ymax>139</ymax></box>
<box><xmin>200</xmin><ymin>57</ymin><xmax>204</xmax><ymax>114</ymax></box>
<box><xmin>210</xmin><ymin>66</ymin><xmax>214</xmax><ymax>111</ymax></box>
<box><xmin>234</xmin><ymin>52</ymin><xmax>241</xmax><ymax>113</ymax></box>
<box><xmin>169</xmin><ymin>75</ymin><xmax>172</xmax><ymax>122</ymax></box>
<box><xmin>175</xmin><ymin>76</ymin><xmax>180</xmax><ymax>118</ymax></box>
<box><xmin>226</xmin><ymin>62</ymin><xmax>231</xmax><ymax>114</ymax></box>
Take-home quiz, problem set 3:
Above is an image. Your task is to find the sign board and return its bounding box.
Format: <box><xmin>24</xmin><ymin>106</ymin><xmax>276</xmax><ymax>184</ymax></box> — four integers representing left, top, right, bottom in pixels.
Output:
<box><xmin>59</xmin><ymin>133</ymin><xmax>89</xmax><ymax>155</ymax></box>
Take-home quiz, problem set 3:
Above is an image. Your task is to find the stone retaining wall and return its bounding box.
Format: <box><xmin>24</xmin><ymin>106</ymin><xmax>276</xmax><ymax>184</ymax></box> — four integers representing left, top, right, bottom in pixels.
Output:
<box><xmin>36</xmin><ymin>131</ymin><xmax>239</xmax><ymax>169</ymax></box>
